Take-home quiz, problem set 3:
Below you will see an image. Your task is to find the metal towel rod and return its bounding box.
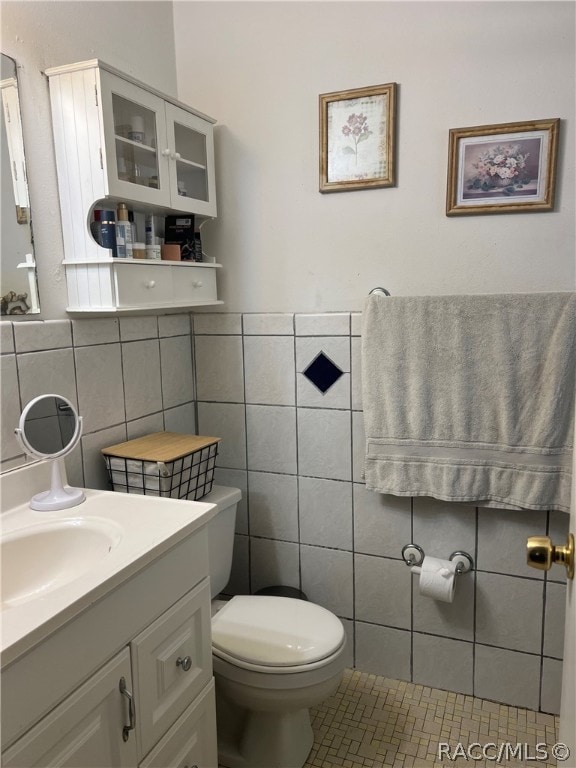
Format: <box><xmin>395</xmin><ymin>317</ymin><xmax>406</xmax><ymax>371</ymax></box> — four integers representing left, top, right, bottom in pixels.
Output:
<box><xmin>369</xmin><ymin>287</ymin><xmax>391</xmax><ymax>296</ymax></box>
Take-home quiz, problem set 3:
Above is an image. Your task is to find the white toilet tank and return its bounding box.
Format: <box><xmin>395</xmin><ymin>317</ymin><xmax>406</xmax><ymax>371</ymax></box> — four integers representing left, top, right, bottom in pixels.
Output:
<box><xmin>202</xmin><ymin>485</ymin><xmax>242</xmax><ymax>598</ymax></box>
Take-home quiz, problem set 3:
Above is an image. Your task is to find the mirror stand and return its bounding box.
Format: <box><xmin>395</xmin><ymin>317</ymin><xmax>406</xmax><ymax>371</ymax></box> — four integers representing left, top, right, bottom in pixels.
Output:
<box><xmin>15</xmin><ymin>394</ymin><xmax>86</xmax><ymax>511</ymax></box>
<box><xmin>28</xmin><ymin>457</ymin><xmax>85</xmax><ymax>511</ymax></box>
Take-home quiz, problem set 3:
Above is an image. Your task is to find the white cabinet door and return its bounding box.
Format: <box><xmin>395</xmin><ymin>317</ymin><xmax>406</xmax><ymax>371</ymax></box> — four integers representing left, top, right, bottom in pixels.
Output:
<box><xmin>99</xmin><ymin>71</ymin><xmax>216</xmax><ymax>217</ymax></box>
<box><xmin>99</xmin><ymin>70</ymin><xmax>170</xmax><ymax>207</ymax></box>
<box><xmin>131</xmin><ymin>579</ymin><xmax>213</xmax><ymax>758</ymax></box>
<box><xmin>139</xmin><ymin>681</ymin><xmax>218</xmax><ymax>768</ymax></box>
<box><xmin>2</xmin><ymin>648</ymin><xmax>137</xmax><ymax>767</ymax></box>
<box><xmin>164</xmin><ymin>103</ymin><xmax>217</xmax><ymax>218</ymax></box>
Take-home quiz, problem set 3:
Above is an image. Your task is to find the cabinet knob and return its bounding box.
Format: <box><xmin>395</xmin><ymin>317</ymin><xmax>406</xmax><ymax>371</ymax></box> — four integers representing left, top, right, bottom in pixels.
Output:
<box><xmin>176</xmin><ymin>655</ymin><xmax>192</xmax><ymax>671</ymax></box>
<box><xmin>172</xmin><ymin>151</ymin><xmax>181</xmax><ymax>161</ymax></box>
<box><xmin>161</xmin><ymin>148</ymin><xmax>171</xmax><ymax>157</ymax></box>
<box><xmin>144</xmin><ymin>280</ymin><xmax>156</xmax><ymax>289</ymax></box>
<box><xmin>192</xmin><ymin>280</ymin><xmax>203</xmax><ymax>288</ymax></box>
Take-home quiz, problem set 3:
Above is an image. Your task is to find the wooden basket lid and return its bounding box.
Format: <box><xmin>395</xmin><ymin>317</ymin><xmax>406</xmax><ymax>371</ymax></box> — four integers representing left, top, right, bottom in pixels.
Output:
<box><xmin>101</xmin><ymin>431</ymin><xmax>221</xmax><ymax>462</ymax></box>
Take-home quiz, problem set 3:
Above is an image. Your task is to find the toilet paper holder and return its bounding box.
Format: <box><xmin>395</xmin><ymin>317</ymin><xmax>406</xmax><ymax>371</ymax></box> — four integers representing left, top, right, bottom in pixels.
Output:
<box><xmin>401</xmin><ymin>544</ymin><xmax>474</xmax><ymax>574</ymax></box>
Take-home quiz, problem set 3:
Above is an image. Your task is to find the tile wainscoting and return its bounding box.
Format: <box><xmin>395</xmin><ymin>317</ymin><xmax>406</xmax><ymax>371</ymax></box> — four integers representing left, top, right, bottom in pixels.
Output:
<box><xmin>193</xmin><ymin>312</ymin><xmax>568</xmax><ymax>716</ymax></box>
<box><xmin>0</xmin><ymin>316</ymin><xmax>197</xmax><ymax>485</ymax></box>
<box><xmin>0</xmin><ymin>312</ymin><xmax>569</xmax><ymax>715</ymax></box>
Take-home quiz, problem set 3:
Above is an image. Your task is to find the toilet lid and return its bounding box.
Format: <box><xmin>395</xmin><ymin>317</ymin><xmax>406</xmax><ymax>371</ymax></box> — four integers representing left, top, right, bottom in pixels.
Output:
<box><xmin>211</xmin><ymin>596</ymin><xmax>345</xmax><ymax>667</ymax></box>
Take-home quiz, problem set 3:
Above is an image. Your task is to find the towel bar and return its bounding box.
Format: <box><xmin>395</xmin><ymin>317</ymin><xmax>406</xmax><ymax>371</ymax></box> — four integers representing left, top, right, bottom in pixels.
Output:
<box><xmin>369</xmin><ymin>287</ymin><xmax>391</xmax><ymax>296</ymax></box>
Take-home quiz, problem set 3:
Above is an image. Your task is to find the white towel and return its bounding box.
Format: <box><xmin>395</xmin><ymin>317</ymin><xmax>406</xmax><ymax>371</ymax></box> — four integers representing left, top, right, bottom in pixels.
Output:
<box><xmin>361</xmin><ymin>292</ymin><xmax>576</xmax><ymax>512</ymax></box>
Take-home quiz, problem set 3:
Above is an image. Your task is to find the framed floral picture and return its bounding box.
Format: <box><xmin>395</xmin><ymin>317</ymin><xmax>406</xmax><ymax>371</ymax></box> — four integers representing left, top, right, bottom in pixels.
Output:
<box><xmin>319</xmin><ymin>83</ymin><xmax>397</xmax><ymax>193</ymax></box>
<box><xmin>446</xmin><ymin>118</ymin><xmax>559</xmax><ymax>215</ymax></box>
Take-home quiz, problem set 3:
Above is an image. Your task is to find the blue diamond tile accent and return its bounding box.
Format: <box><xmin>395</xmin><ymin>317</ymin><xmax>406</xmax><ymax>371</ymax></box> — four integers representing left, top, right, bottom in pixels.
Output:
<box><xmin>303</xmin><ymin>352</ymin><xmax>343</xmax><ymax>394</ymax></box>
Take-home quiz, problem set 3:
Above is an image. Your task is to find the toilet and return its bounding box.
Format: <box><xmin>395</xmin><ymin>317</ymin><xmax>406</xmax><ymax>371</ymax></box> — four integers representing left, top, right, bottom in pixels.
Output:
<box><xmin>203</xmin><ymin>485</ymin><xmax>347</xmax><ymax>768</ymax></box>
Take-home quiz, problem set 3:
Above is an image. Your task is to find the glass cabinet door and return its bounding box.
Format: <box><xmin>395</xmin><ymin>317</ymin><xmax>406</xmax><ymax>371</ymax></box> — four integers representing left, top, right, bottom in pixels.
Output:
<box><xmin>100</xmin><ymin>71</ymin><xmax>170</xmax><ymax>206</ymax></box>
<box><xmin>165</xmin><ymin>104</ymin><xmax>216</xmax><ymax>217</ymax></box>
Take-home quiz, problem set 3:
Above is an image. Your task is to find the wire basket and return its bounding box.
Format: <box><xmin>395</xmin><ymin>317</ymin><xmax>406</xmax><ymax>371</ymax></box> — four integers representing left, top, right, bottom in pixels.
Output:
<box><xmin>102</xmin><ymin>432</ymin><xmax>219</xmax><ymax>501</ymax></box>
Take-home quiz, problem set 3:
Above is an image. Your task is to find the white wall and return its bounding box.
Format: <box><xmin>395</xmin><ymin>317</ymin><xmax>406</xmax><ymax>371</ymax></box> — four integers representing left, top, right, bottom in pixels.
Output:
<box><xmin>174</xmin><ymin>1</ymin><xmax>576</xmax><ymax>312</ymax></box>
<box><xmin>0</xmin><ymin>0</ymin><xmax>178</xmax><ymax>320</ymax></box>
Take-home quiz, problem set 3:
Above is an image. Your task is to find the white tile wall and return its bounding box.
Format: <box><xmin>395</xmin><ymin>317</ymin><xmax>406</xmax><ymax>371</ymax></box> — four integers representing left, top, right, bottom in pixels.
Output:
<box><xmin>122</xmin><ymin>339</ymin><xmax>162</xmax><ymax>421</ymax></box>
<box><xmin>355</xmin><ymin>623</ymin><xmax>411</xmax><ymax>681</ymax></box>
<box><xmin>412</xmin><ymin>634</ymin><xmax>474</xmax><ymax>695</ymax></box>
<box><xmin>300</xmin><ymin>545</ymin><xmax>354</xmax><ymax>617</ymax></box>
<box><xmin>250</xmin><ymin>537</ymin><xmax>300</xmax><ymax>593</ymax></box>
<box><xmin>197</xmin><ymin>402</ymin><xmax>246</xmax><ymax>469</ymax></box>
<box><xmin>1</xmin><ymin>354</ymin><xmax>23</xmax><ymax>463</ymax></box>
<box><xmin>1</xmin><ymin>317</ymin><xmax>197</xmax><ymax>488</ymax></box>
<box><xmin>299</xmin><ymin>477</ymin><xmax>353</xmax><ymax>549</ymax></box>
<box><xmin>355</xmin><ymin>554</ymin><xmax>411</xmax><ymax>629</ymax></box>
<box><xmin>243</xmin><ymin>313</ymin><xmax>294</xmax><ymax>335</ymax></box>
<box><xmin>14</xmin><ymin>319</ymin><xmax>72</xmax><ymax>352</ymax></box>
<box><xmin>72</xmin><ymin>317</ymin><xmax>119</xmax><ymax>346</ymax></box>
<box><xmin>159</xmin><ymin>335</ymin><xmax>195</xmax><ymax>408</ymax></box>
<box><xmin>246</xmin><ymin>405</ymin><xmax>297</xmax><ymax>474</ymax></box>
<box><xmin>474</xmin><ymin>645</ymin><xmax>541</xmax><ymax>711</ymax></box>
<box><xmin>19</xmin><ymin>349</ymin><xmax>78</xmax><ymax>413</ymax></box>
<box><xmin>191</xmin><ymin>312</ymin><xmax>566</xmax><ymax>716</ymax></box>
<box><xmin>75</xmin><ymin>344</ymin><xmax>125</xmax><ymax>433</ymax></box>
<box><xmin>297</xmin><ymin>408</ymin><xmax>351</xmax><ymax>480</ymax></box>
<box><xmin>194</xmin><ymin>335</ymin><xmax>244</xmax><ymax>402</ymax></box>
<box><xmin>119</xmin><ymin>316</ymin><xmax>158</xmax><ymax>341</ymax></box>
<box><xmin>248</xmin><ymin>471</ymin><xmax>299</xmax><ymax>541</ymax></box>
<box><xmin>1</xmin><ymin>312</ymin><xmax>565</xmax><ymax>717</ymax></box>
<box><xmin>475</xmin><ymin>572</ymin><xmax>544</xmax><ymax>654</ymax></box>
<box><xmin>244</xmin><ymin>336</ymin><xmax>295</xmax><ymax>405</ymax></box>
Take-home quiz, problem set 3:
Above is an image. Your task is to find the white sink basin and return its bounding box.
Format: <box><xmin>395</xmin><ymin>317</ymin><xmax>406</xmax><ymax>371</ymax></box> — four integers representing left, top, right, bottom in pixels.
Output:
<box><xmin>1</xmin><ymin>518</ymin><xmax>123</xmax><ymax>608</ymax></box>
<box><xmin>0</xmin><ymin>460</ymin><xmax>217</xmax><ymax>665</ymax></box>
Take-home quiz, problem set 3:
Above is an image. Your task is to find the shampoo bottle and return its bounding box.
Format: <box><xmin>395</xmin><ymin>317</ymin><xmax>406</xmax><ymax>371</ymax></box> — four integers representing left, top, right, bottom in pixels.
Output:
<box><xmin>116</xmin><ymin>203</ymin><xmax>134</xmax><ymax>259</ymax></box>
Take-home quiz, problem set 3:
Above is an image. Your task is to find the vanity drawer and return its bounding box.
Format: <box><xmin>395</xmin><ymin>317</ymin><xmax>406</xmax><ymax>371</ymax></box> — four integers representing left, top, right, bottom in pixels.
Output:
<box><xmin>139</xmin><ymin>680</ymin><xmax>217</xmax><ymax>768</ymax></box>
<box><xmin>131</xmin><ymin>578</ymin><xmax>213</xmax><ymax>758</ymax></box>
<box><xmin>172</xmin><ymin>265</ymin><xmax>217</xmax><ymax>303</ymax></box>
<box><xmin>114</xmin><ymin>263</ymin><xmax>172</xmax><ymax>307</ymax></box>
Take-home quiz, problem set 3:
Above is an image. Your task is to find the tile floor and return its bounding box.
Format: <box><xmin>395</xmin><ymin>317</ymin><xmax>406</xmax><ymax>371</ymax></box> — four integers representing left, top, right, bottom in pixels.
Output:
<box><xmin>305</xmin><ymin>670</ymin><xmax>560</xmax><ymax>768</ymax></box>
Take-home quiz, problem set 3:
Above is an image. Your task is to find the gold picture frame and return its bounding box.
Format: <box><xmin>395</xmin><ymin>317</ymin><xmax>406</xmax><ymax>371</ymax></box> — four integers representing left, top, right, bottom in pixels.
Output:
<box><xmin>319</xmin><ymin>83</ymin><xmax>397</xmax><ymax>193</ymax></box>
<box><xmin>446</xmin><ymin>118</ymin><xmax>559</xmax><ymax>216</ymax></box>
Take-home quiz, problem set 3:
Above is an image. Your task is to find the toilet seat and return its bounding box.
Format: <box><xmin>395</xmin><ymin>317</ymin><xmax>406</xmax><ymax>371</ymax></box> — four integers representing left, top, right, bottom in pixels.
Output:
<box><xmin>212</xmin><ymin>595</ymin><xmax>345</xmax><ymax>672</ymax></box>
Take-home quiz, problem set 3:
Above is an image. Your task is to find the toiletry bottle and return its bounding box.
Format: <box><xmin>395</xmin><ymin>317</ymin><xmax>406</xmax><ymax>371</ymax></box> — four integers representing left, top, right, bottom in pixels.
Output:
<box><xmin>90</xmin><ymin>209</ymin><xmax>102</xmax><ymax>243</ymax></box>
<box><xmin>116</xmin><ymin>203</ymin><xmax>134</xmax><ymax>259</ymax></box>
<box><xmin>99</xmin><ymin>210</ymin><xmax>117</xmax><ymax>256</ymax></box>
<box><xmin>145</xmin><ymin>213</ymin><xmax>155</xmax><ymax>246</ymax></box>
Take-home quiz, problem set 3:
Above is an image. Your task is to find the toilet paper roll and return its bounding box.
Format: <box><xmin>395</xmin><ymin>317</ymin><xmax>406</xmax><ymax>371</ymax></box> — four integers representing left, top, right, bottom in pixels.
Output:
<box><xmin>411</xmin><ymin>556</ymin><xmax>457</xmax><ymax>603</ymax></box>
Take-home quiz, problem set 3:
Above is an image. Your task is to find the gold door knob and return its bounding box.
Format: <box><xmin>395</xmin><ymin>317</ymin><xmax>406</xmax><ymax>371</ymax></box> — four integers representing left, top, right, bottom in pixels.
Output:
<box><xmin>526</xmin><ymin>533</ymin><xmax>574</xmax><ymax>580</ymax></box>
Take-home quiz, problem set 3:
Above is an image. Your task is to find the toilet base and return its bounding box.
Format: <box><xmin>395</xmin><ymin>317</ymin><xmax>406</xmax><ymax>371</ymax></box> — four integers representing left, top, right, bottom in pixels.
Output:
<box><xmin>216</xmin><ymin>687</ymin><xmax>314</xmax><ymax>768</ymax></box>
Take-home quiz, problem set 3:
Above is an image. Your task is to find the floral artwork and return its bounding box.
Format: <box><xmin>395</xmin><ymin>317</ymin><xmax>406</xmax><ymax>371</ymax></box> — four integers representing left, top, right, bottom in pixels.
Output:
<box><xmin>327</xmin><ymin>98</ymin><xmax>386</xmax><ymax>184</ymax></box>
<box><xmin>319</xmin><ymin>84</ymin><xmax>396</xmax><ymax>192</ymax></box>
<box><xmin>462</xmin><ymin>138</ymin><xmax>542</xmax><ymax>199</ymax></box>
<box><xmin>341</xmin><ymin>113</ymin><xmax>372</xmax><ymax>164</ymax></box>
<box><xmin>446</xmin><ymin>120</ymin><xmax>559</xmax><ymax>215</ymax></box>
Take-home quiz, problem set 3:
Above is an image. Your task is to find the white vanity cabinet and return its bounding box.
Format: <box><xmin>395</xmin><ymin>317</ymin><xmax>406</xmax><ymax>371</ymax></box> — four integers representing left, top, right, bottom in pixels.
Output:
<box><xmin>2</xmin><ymin>648</ymin><xmax>138</xmax><ymax>767</ymax></box>
<box><xmin>1</xmin><ymin>528</ymin><xmax>217</xmax><ymax>768</ymax></box>
<box><xmin>45</xmin><ymin>59</ymin><xmax>221</xmax><ymax>314</ymax></box>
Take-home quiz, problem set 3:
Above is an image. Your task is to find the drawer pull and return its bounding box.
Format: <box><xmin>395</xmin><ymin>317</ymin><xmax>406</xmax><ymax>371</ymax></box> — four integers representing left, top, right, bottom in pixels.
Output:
<box><xmin>192</xmin><ymin>280</ymin><xmax>203</xmax><ymax>288</ymax></box>
<box><xmin>176</xmin><ymin>655</ymin><xmax>192</xmax><ymax>672</ymax></box>
<box><xmin>119</xmin><ymin>676</ymin><xmax>136</xmax><ymax>742</ymax></box>
<box><xmin>144</xmin><ymin>280</ymin><xmax>156</xmax><ymax>289</ymax></box>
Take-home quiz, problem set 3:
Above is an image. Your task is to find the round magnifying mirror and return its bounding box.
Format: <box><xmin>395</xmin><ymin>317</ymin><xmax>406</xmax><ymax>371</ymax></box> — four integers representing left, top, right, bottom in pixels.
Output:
<box><xmin>15</xmin><ymin>394</ymin><xmax>85</xmax><ymax>510</ymax></box>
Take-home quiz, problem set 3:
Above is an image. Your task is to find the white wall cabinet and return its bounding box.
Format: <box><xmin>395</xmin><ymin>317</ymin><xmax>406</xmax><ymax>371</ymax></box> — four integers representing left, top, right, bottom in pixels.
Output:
<box><xmin>2</xmin><ymin>531</ymin><xmax>217</xmax><ymax>768</ymax></box>
<box><xmin>45</xmin><ymin>59</ymin><xmax>222</xmax><ymax>314</ymax></box>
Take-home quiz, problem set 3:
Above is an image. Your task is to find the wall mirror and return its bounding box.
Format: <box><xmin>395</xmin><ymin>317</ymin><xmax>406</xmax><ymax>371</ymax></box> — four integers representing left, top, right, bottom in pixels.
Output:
<box><xmin>15</xmin><ymin>394</ymin><xmax>85</xmax><ymax>510</ymax></box>
<box><xmin>1</xmin><ymin>52</ymin><xmax>40</xmax><ymax>316</ymax></box>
